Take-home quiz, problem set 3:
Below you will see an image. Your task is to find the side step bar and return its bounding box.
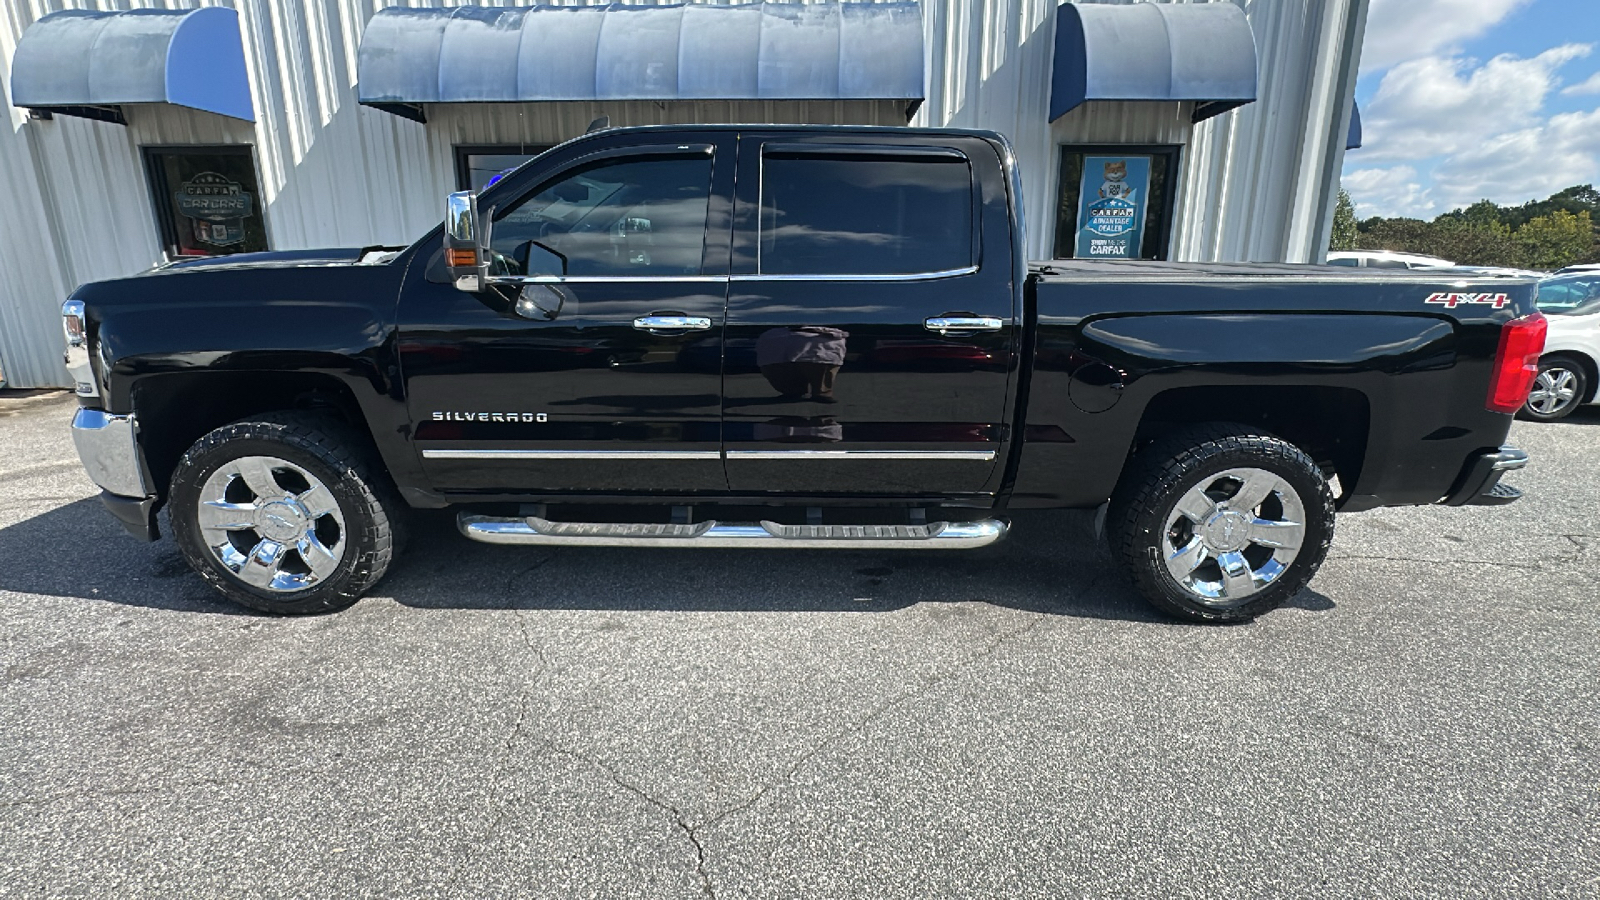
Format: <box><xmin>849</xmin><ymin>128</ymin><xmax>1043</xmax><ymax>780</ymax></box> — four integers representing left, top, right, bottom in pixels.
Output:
<box><xmin>458</xmin><ymin>514</ymin><xmax>1008</xmax><ymax>550</ymax></box>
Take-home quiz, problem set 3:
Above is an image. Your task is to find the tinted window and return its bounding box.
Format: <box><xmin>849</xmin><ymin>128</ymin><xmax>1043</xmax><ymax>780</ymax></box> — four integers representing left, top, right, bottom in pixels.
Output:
<box><xmin>1367</xmin><ymin>258</ymin><xmax>1410</xmax><ymax>269</ymax></box>
<box><xmin>759</xmin><ymin>152</ymin><xmax>973</xmax><ymax>275</ymax></box>
<box><xmin>490</xmin><ymin>154</ymin><xmax>712</xmax><ymax>277</ymax></box>
<box><xmin>1537</xmin><ymin>276</ymin><xmax>1600</xmax><ymax>315</ymax></box>
<box><xmin>456</xmin><ymin>145</ymin><xmax>552</xmax><ymax>192</ymax></box>
<box><xmin>143</xmin><ymin>147</ymin><xmax>268</xmax><ymax>259</ymax></box>
<box><xmin>1325</xmin><ymin>257</ymin><xmax>1360</xmax><ymax>267</ymax></box>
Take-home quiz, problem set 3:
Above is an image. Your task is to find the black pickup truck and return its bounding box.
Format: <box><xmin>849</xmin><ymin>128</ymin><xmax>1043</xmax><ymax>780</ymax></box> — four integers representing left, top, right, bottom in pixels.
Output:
<box><xmin>63</xmin><ymin>125</ymin><xmax>1545</xmax><ymax>622</ymax></box>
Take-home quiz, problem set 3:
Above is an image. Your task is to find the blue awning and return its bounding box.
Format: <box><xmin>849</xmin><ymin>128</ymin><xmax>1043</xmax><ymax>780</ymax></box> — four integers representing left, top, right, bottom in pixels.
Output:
<box><xmin>1347</xmin><ymin>101</ymin><xmax>1363</xmax><ymax>150</ymax></box>
<box><xmin>9</xmin><ymin>8</ymin><xmax>253</xmax><ymax>124</ymax></box>
<box><xmin>1050</xmin><ymin>2</ymin><xmax>1258</xmax><ymax>124</ymax></box>
<box><xmin>357</xmin><ymin>1</ymin><xmax>925</xmax><ymax>123</ymax></box>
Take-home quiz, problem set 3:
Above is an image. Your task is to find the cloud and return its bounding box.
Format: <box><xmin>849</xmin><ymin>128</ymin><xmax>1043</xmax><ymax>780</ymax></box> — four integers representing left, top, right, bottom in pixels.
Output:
<box><xmin>1358</xmin><ymin>44</ymin><xmax>1592</xmax><ymax>162</ymax></box>
<box><xmin>1361</xmin><ymin>0</ymin><xmax>1533</xmax><ymax>73</ymax></box>
<box><xmin>1563</xmin><ymin>71</ymin><xmax>1600</xmax><ymax>96</ymax></box>
<box><xmin>1343</xmin><ymin>166</ymin><xmax>1436</xmax><ymax>219</ymax></box>
<box><xmin>1430</xmin><ymin>105</ymin><xmax>1600</xmax><ymax>209</ymax></box>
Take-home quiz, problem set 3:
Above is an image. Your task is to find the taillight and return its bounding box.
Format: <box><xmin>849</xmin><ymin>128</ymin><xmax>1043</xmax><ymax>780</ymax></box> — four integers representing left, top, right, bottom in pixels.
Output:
<box><xmin>1487</xmin><ymin>313</ymin><xmax>1547</xmax><ymax>413</ymax></box>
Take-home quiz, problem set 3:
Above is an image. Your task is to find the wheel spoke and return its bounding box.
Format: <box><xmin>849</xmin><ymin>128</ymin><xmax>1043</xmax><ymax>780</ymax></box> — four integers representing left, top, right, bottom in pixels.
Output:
<box><xmin>1247</xmin><ymin>517</ymin><xmax>1304</xmax><ymax>550</ymax></box>
<box><xmin>1230</xmin><ymin>470</ymin><xmax>1280</xmax><ymax>512</ymax></box>
<box><xmin>237</xmin><ymin>539</ymin><xmax>286</xmax><ymax>589</ymax></box>
<box><xmin>1216</xmin><ymin>551</ymin><xmax>1256</xmax><ymax>598</ymax></box>
<box><xmin>1165</xmin><ymin>537</ymin><xmax>1209</xmax><ymax>581</ymax></box>
<box><xmin>1173</xmin><ymin>486</ymin><xmax>1217</xmax><ymax>523</ymax></box>
<box><xmin>297</xmin><ymin>534</ymin><xmax>340</xmax><ymax>579</ymax></box>
<box><xmin>197</xmin><ymin>500</ymin><xmax>257</xmax><ymax>531</ymax></box>
<box><xmin>299</xmin><ymin>484</ymin><xmax>338</xmax><ymax>519</ymax></box>
<box><xmin>234</xmin><ymin>457</ymin><xmax>285</xmax><ymax>501</ymax></box>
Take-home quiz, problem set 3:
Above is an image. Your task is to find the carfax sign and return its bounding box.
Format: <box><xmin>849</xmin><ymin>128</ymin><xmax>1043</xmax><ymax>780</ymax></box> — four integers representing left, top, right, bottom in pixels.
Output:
<box><xmin>1075</xmin><ymin>155</ymin><xmax>1152</xmax><ymax>259</ymax></box>
<box><xmin>174</xmin><ymin>172</ymin><xmax>254</xmax><ymax>247</ymax></box>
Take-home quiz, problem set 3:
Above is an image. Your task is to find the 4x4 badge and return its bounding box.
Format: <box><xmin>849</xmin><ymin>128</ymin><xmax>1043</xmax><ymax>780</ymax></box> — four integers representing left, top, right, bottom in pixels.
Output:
<box><xmin>1425</xmin><ymin>291</ymin><xmax>1510</xmax><ymax>309</ymax></box>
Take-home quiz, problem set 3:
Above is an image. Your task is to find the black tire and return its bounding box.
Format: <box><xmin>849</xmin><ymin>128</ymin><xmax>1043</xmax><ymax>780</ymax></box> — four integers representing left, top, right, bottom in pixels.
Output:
<box><xmin>1106</xmin><ymin>424</ymin><xmax>1335</xmax><ymax>624</ymax></box>
<box><xmin>168</xmin><ymin>412</ymin><xmax>406</xmax><ymax>615</ymax></box>
<box><xmin>1520</xmin><ymin>355</ymin><xmax>1590</xmax><ymax>422</ymax></box>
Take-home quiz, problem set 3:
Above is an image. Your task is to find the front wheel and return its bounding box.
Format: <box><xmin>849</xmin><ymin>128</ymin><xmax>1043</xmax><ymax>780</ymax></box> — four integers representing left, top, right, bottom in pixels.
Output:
<box><xmin>168</xmin><ymin>412</ymin><xmax>405</xmax><ymax>615</ymax></box>
<box><xmin>1106</xmin><ymin>425</ymin><xmax>1336</xmax><ymax>623</ymax></box>
<box><xmin>1521</xmin><ymin>356</ymin><xmax>1588</xmax><ymax>421</ymax></box>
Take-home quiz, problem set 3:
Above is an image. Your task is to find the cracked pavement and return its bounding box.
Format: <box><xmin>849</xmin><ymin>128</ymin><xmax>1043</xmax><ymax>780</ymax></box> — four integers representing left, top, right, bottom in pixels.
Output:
<box><xmin>1</xmin><ymin>390</ymin><xmax>1596</xmax><ymax>898</ymax></box>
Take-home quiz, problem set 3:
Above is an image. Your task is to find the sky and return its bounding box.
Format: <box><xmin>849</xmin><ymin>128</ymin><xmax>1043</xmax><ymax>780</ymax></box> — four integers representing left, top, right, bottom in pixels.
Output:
<box><xmin>1342</xmin><ymin>0</ymin><xmax>1600</xmax><ymax>220</ymax></box>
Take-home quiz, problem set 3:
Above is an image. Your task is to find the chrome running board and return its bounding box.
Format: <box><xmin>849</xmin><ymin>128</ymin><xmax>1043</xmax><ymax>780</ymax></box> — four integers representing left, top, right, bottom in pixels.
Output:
<box><xmin>458</xmin><ymin>514</ymin><xmax>1008</xmax><ymax>550</ymax></box>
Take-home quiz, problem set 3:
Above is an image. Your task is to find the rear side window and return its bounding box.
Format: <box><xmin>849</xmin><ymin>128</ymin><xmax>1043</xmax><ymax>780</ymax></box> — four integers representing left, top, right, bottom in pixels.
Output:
<box><xmin>759</xmin><ymin>149</ymin><xmax>974</xmax><ymax>276</ymax></box>
<box><xmin>1368</xmin><ymin>258</ymin><xmax>1410</xmax><ymax>269</ymax></box>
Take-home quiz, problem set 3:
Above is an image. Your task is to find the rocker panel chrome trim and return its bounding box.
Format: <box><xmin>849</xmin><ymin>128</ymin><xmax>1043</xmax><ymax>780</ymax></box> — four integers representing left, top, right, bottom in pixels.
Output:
<box><xmin>725</xmin><ymin>449</ymin><xmax>997</xmax><ymax>461</ymax></box>
<box><xmin>459</xmin><ymin>514</ymin><xmax>1009</xmax><ymax>550</ymax></box>
<box><xmin>422</xmin><ymin>449</ymin><xmax>722</xmax><ymax>460</ymax></box>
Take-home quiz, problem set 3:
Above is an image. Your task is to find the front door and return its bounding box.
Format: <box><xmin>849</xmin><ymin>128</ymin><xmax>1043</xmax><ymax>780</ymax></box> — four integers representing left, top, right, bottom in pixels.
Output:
<box><xmin>398</xmin><ymin>138</ymin><xmax>733</xmax><ymax>494</ymax></box>
<box><xmin>721</xmin><ymin>134</ymin><xmax>1018</xmax><ymax>495</ymax></box>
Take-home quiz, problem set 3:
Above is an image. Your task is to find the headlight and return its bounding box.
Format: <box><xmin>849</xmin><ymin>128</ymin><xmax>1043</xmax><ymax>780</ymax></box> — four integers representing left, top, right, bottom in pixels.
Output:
<box><xmin>61</xmin><ymin>299</ymin><xmax>99</xmax><ymax>398</ymax></box>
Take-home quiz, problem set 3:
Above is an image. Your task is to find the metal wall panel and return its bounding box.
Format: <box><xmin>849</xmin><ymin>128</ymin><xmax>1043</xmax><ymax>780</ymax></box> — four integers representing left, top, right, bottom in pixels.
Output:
<box><xmin>0</xmin><ymin>0</ymin><xmax>1365</xmax><ymax>388</ymax></box>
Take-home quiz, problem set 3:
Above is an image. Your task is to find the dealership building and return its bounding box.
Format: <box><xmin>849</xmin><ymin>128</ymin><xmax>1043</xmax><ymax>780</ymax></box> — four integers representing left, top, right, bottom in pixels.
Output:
<box><xmin>0</xmin><ymin>0</ymin><xmax>1368</xmax><ymax>389</ymax></box>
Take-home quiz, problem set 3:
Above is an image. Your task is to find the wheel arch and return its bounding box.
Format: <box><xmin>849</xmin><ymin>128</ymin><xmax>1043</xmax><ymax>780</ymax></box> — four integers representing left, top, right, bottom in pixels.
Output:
<box><xmin>1130</xmin><ymin>385</ymin><xmax>1371</xmax><ymax>501</ymax></box>
<box><xmin>133</xmin><ymin>371</ymin><xmax>377</xmax><ymax>499</ymax></box>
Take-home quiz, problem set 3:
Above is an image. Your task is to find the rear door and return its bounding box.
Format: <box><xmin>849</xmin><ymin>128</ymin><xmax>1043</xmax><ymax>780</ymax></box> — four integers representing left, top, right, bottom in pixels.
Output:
<box><xmin>398</xmin><ymin>135</ymin><xmax>734</xmax><ymax>494</ymax></box>
<box><xmin>721</xmin><ymin>134</ymin><xmax>1017</xmax><ymax>495</ymax></box>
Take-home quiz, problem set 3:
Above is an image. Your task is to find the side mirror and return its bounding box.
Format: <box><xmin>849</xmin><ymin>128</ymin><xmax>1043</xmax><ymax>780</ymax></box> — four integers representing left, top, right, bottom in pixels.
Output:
<box><xmin>444</xmin><ymin>191</ymin><xmax>490</xmax><ymax>292</ymax></box>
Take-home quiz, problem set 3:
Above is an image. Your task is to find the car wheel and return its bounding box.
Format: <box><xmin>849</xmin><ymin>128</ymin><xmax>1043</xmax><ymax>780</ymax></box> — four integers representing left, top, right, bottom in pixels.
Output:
<box><xmin>1107</xmin><ymin>424</ymin><xmax>1336</xmax><ymax>623</ymax></box>
<box><xmin>168</xmin><ymin>412</ymin><xmax>406</xmax><ymax>615</ymax></box>
<box><xmin>1521</xmin><ymin>356</ymin><xmax>1588</xmax><ymax>421</ymax></box>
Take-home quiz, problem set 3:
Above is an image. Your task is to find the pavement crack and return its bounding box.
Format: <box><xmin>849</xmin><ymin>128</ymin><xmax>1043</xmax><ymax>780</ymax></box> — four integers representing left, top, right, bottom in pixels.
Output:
<box><xmin>695</xmin><ymin>578</ymin><xmax>1104</xmax><ymax>835</ymax></box>
<box><xmin>1329</xmin><ymin>553</ymin><xmax>1546</xmax><ymax>572</ymax></box>
<box><xmin>535</xmin><ymin>741</ymin><xmax>716</xmax><ymax>900</ymax></box>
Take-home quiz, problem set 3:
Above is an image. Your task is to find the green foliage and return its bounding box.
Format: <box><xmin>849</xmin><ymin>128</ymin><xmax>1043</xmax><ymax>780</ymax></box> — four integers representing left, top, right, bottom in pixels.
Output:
<box><xmin>1516</xmin><ymin>210</ymin><xmax>1594</xmax><ymax>271</ymax></box>
<box><xmin>1330</xmin><ymin>189</ymin><xmax>1358</xmax><ymax>251</ymax></box>
<box><xmin>1340</xmin><ymin>183</ymin><xmax>1600</xmax><ymax>270</ymax></box>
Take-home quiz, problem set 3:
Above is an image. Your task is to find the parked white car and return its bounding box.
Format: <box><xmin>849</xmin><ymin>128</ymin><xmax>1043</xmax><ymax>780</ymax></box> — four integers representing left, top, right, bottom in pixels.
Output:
<box><xmin>1525</xmin><ymin>272</ymin><xmax>1600</xmax><ymax>421</ymax></box>
<box><xmin>1326</xmin><ymin>250</ymin><xmax>1456</xmax><ymax>269</ymax></box>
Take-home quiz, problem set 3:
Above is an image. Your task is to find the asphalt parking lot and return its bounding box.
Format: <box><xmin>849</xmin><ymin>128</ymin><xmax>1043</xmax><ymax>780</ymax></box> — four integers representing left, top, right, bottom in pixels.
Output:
<box><xmin>1</xmin><ymin>389</ymin><xmax>1595</xmax><ymax>899</ymax></box>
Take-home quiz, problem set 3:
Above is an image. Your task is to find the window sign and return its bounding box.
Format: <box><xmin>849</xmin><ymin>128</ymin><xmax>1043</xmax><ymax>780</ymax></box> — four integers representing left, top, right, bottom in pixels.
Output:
<box><xmin>1074</xmin><ymin>155</ymin><xmax>1151</xmax><ymax>259</ymax></box>
<box><xmin>1054</xmin><ymin>146</ymin><xmax>1179</xmax><ymax>261</ymax></box>
<box><xmin>174</xmin><ymin>172</ymin><xmax>253</xmax><ymax>247</ymax></box>
<box><xmin>144</xmin><ymin>147</ymin><xmax>268</xmax><ymax>258</ymax></box>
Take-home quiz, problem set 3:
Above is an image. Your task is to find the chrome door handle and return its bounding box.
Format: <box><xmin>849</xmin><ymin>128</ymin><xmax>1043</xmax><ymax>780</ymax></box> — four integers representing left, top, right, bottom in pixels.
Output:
<box><xmin>924</xmin><ymin>316</ymin><xmax>1004</xmax><ymax>336</ymax></box>
<box><xmin>633</xmin><ymin>316</ymin><xmax>712</xmax><ymax>332</ymax></box>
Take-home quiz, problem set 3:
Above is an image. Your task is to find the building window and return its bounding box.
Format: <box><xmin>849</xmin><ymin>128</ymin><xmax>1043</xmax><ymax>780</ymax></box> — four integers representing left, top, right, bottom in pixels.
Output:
<box><xmin>758</xmin><ymin>149</ymin><xmax>975</xmax><ymax>276</ymax></box>
<box><xmin>144</xmin><ymin>146</ymin><xmax>268</xmax><ymax>259</ymax></box>
<box><xmin>1054</xmin><ymin>145</ymin><xmax>1181</xmax><ymax>261</ymax></box>
<box><xmin>455</xmin><ymin>145</ymin><xmax>552</xmax><ymax>192</ymax></box>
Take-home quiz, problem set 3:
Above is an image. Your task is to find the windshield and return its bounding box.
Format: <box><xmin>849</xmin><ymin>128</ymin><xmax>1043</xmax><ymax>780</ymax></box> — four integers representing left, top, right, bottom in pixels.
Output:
<box><xmin>1535</xmin><ymin>275</ymin><xmax>1600</xmax><ymax>316</ymax></box>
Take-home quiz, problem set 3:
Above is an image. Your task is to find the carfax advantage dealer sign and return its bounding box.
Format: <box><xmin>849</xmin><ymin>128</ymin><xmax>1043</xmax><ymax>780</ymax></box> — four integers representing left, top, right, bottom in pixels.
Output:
<box><xmin>1075</xmin><ymin>155</ymin><xmax>1152</xmax><ymax>259</ymax></box>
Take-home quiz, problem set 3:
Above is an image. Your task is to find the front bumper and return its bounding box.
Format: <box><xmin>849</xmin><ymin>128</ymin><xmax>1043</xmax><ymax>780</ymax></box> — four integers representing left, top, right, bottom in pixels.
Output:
<box><xmin>1441</xmin><ymin>445</ymin><xmax>1528</xmax><ymax>507</ymax></box>
<box><xmin>71</xmin><ymin>408</ymin><xmax>159</xmax><ymax>540</ymax></box>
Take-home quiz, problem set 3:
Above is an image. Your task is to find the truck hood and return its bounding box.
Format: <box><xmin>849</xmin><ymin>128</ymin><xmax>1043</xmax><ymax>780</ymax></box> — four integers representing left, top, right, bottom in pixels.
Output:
<box><xmin>143</xmin><ymin>246</ymin><xmax>404</xmax><ymax>275</ymax></box>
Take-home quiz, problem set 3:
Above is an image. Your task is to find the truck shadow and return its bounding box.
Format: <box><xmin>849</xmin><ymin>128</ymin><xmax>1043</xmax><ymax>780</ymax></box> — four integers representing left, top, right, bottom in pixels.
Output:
<box><xmin>0</xmin><ymin>498</ymin><xmax>1333</xmax><ymax>623</ymax></box>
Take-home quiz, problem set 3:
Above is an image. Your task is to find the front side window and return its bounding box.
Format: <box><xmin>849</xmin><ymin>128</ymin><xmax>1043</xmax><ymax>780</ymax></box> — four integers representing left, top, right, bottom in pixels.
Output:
<box><xmin>489</xmin><ymin>153</ymin><xmax>712</xmax><ymax>277</ymax></box>
<box><xmin>759</xmin><ymin>151</ymin><xmax>975</xmax><ymax>276</ymax></box>
<box><xmin>143</xmin><ymin>146</ymin><xmax>268</xmax><ymax>259</ymax></box>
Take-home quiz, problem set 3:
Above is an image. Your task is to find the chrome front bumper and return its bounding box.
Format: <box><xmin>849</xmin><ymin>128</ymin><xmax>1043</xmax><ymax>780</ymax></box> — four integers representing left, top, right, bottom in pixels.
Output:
<box><xmin>70</xmin><ymin>408</ymin><xmax>150</xmax><ymax>498</ymax></box>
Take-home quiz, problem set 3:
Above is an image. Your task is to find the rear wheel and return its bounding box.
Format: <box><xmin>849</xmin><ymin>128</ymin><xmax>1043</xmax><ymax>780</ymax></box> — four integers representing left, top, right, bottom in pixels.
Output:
<box><xmin>1107</xmin><ymin>425</ymin><xmax>1335</xmax><ymax>623</ymax></box>
<box><xmin>1521</xmin><ymin>356</ymin><xmax>1588</xmax><ymax>421</ymax></box>
<box><xmin>168</xmin><ymin>412</ymin><xmax>405</xmax><ymax>614</ymax></box>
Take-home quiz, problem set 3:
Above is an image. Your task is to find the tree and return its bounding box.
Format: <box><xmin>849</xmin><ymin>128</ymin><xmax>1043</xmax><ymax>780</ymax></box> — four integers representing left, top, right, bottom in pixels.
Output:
<box><xmin>1330</xmin><ymin>188</ymin><xmax>1358</xmax><ymax>251</ymax></box>
<box><xmin>1516</xmin><ymin>210</ymin><xmax>1594</xmax><ymax>271</ymax></box>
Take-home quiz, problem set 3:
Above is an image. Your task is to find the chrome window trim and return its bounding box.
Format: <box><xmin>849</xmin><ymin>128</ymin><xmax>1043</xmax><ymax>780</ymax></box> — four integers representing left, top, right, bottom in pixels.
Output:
<box><xmin>731</xmin><ymin>265</ymin><xmax>979</xmax><ymax>283</ymax></box>
<box><xmin>726</xmin><ymin>450</ymin><xmax>997</xmax><ymax>461</ymax></box>
<box><xmin>70</xmin><ymin>408</ymin><xmax>149</xmax><ymax>497</ymax></box>
<box><xmin>422</xmin><ymin>449</ymin><xmax>722</xmax><ymax>460</ymax></box>
<box><xmin>487</xmin><ymin>275</ymin><xmax>729</xmax><ymax>285</ymax></box>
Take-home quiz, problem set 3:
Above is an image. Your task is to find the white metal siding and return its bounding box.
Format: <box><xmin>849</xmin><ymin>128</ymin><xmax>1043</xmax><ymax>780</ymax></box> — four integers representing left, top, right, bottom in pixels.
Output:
<box><xmin>0</xmin><ymin>0</ymin><xmax>1364</xmax><ymax>389</ymax></box>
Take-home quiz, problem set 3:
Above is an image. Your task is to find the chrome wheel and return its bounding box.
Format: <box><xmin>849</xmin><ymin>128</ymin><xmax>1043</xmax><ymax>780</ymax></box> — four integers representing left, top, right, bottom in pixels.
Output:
<box><xmin>196</xmin><ymin>456</ymin><xmax>345</xmax><ymax>594</ymax></box>
<box><xmin>1527</xmin><ymin>366</ymin><xmax>1580</xmax><ymax>416</ymax></box>
<box><xmin>1161</xmin><ymin>467</ymin><xmax>1306</xmax><ymax>607</ymax></box>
